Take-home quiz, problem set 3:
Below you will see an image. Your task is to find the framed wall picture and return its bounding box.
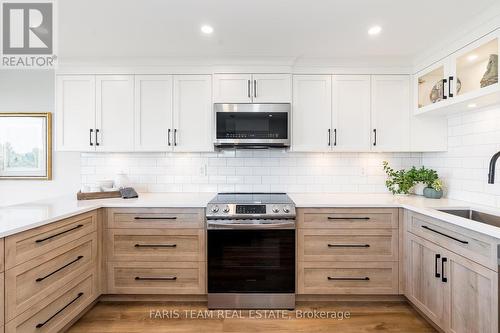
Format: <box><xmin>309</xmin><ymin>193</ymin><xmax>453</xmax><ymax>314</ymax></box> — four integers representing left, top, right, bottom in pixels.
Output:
<box><xmin>0</xmin><ymin>113</ymin><xmax>52</xmax><ymax>180</ymax></box>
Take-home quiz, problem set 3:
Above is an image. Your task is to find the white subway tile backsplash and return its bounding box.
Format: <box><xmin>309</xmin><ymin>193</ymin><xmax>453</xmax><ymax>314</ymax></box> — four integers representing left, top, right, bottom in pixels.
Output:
<box><xmin>82</xmin><ymin>149</ymin><xmax>423</xmax><ymax>194</ymax></box>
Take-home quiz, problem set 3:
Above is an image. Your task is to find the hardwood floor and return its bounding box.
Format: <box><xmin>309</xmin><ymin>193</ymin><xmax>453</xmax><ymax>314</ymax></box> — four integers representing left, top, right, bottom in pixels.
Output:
<box><xmin>68</xmin><ymin>301</ymin><xmax>437</xmax><ymax>333</ymax></box>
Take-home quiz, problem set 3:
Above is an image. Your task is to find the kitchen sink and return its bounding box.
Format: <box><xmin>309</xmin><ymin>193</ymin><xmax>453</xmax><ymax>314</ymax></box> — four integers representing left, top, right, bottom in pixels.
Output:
<box><xmin>437</xmin><ymin>209</ymin><xmax>500</xmax><ymax>228</ymax></box>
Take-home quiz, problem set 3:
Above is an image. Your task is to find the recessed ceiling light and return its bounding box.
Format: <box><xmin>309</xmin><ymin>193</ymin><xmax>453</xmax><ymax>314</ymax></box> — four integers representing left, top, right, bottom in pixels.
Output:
<box><xmin>368</xmin><ymin>25</ymin><xmax>382</xmax><ymax>36</ymax></box>
<box><xmin>467</xmin><ymin>54</ymin><xmax>478</xmax><ymax>62</ymax></box>
<box><xmin>201</xmin><ymin>25</ymin><xmax>214</xmax><ymax>34</ymax></box>
<box><xmin>468</xmin><ymin>103</ymin><xmax>477</xmax><ymax>108</ymax></box>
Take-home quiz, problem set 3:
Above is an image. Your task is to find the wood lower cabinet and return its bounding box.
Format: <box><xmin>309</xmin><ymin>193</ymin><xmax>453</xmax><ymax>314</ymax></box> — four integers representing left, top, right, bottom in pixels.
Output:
<box><xmin>104</xmin><ymin>208</ymin><xmax>206</xmax><ymax>296</ymax></box>
<box><xmin>406</xmin><ymin>233</ymin><xmax>447</xmax><ymax>328</ymax></box>
<box><xmin>406</xmin><ymin>232</ymin><xmax>499</xmax><ymax>333</ymax></box>
<box><xmin>5</xmin><ymin>272</ymin><xmax>97</xmax><ymax>333</ymax></box>
<box><xmin>107</xmin><ymin>261</ymin><xmax>205</xmax><ymax>294</ymax></box>
<box><xmin>297</xmin><ymin>207</ymin><xmax>400</xmax><ymax>295</ymax></box>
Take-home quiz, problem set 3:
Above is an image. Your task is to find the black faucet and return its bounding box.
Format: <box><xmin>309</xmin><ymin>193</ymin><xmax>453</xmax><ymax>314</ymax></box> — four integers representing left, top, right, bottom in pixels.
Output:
<box><xmin>488</xmin><ymin>151</ymin><xmax>500</xmax><ymax>184</ymax></box>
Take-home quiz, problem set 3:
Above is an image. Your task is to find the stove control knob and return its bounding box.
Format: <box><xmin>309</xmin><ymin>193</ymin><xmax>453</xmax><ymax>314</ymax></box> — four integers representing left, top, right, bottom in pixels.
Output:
<box><xmin>272</xmin><ymin>206</ymin><xmax>280</xmax><ymax>213</ymax></box>
<box><xmin>211</xmin><ymin>205</ymin><xmax>219</xmax><ymax>213</ymax></box>
<box><xmin>223</xmin><ymin>206</ymin><xmax>230</xmax><ymax>213</ymax></box>
<box><xmin>283</xmin><ymin>206</ymin><xmax>291</xmax><ymax>213</ymax></box>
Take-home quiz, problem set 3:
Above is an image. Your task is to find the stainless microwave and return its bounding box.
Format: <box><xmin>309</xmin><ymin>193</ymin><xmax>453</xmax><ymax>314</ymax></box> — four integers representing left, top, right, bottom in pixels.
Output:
<box><xmin>214</xmin><ymin>103</ymin><xmax>291</xmax><ymax>148</ymax></box>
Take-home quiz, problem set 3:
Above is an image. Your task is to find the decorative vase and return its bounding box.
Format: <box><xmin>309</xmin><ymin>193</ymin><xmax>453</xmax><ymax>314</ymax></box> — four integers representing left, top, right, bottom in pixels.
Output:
<box><xmin>423</xmin><ymin>187</ymin><xmax>443</xmax><ymax>199</ymax></box>
<box><xmin>413</xmin><ymin>183</ymin><xmax>426</xmax><ymax>196</ymax></box>
<box><xmin>480</xmin><ymin>54</ymin><xmax>498</xmax><ymax>88</ymax></box>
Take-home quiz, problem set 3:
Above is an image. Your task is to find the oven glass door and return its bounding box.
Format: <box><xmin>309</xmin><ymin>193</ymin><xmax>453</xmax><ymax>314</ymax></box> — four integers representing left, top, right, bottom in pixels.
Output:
<box><xmin>208</xmin><ymin>229</ymin><xmax>295</xmax><ymax>293</ymax></box>
<box><xmin>216</xmin><ymin>112</ymin><xmax>288</xmax><ymax>140</ymax></box>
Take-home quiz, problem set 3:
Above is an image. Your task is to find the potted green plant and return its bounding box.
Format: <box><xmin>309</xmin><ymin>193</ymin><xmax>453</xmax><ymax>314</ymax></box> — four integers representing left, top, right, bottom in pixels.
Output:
<box><xmin>383</xmin><ymin>161</ymin><xmax>444</xmax><ymax>198</ymax></box>
<box><xmin>382</xmin><ymin>161</ymin><xmax>416</xmax><ymax>195</ymax></box>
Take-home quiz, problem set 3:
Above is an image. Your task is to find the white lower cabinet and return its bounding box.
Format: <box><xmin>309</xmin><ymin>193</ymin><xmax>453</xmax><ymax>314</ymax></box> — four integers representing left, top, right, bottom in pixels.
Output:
<box><xmin>406</xmin><ymin>232</ymin><xmax>498</xmax><ymax>333</ymax></box>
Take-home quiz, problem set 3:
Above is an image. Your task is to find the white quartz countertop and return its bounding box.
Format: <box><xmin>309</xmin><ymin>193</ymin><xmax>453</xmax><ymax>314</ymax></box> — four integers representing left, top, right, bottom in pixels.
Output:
<box><xmin>0</xmin><ymin>192</ymin><xmax>500</xmax><ymax>239</ymax></box>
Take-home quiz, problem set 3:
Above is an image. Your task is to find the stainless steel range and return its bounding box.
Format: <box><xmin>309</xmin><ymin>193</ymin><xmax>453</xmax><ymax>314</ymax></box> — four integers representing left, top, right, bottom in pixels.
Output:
<box><xmin>206</xmin><ymin>193</ymin><xmax>296</xmax><ymax>309</ymax></box>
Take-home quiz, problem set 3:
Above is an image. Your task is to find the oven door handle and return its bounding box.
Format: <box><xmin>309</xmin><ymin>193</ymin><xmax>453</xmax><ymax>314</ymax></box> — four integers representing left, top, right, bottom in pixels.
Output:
<box><xmin>207</xmin><ymin>220</ymin><xmax>295</xmax><ymax>229</ymax></box>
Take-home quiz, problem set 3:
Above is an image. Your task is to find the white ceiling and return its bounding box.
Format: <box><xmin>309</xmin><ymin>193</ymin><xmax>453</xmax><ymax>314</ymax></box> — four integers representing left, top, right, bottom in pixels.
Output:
<box><xmin>58</xmin><ymin>0</ymin><xmax>499</xmax><ymax>65</ymax></box>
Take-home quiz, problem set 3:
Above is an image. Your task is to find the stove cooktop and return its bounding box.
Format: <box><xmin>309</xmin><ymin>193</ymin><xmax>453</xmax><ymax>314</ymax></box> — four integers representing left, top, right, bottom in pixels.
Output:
<box><xmin>208</xmin><ymin>192</ymin><xmax>294</xmax><ymax>205</ymax></box>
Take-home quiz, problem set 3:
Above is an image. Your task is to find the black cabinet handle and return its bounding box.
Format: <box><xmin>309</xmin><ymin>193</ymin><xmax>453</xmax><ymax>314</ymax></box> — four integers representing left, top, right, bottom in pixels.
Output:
<box><xmin>327</xmin><ymin>217</ymin><xmax>370</xmax><ymax>221</ymax></box>
<box><xmin>373</xmin><ymin>129</ymin><xmax>377</xmax><ymax>146</ymax></box>
<box><xmin>435</xmin><ymin>254</ymin><xmax>441</xmax><ymax>278</ymax></box>
<box><xmin>328</xmin><ymin>277</ymin><xmax>370</xmax><ymax>281</ymax></box>
<box><xmin>421</xmin><ymin>225</ymin><xmax>469</xmax><ymax>244</ymax></box>
<box><xmin>95</xmin><ymin>129</ymin><xmax>100</xmax><ymax>146</ymax></box>
<box><xmin>135</xmin><ymin>276</ymin><xmax>177</xmax><ymax>281</ymax></box>
<box><xmin>328</xmin><ymin>244</ymin><xmax>370</xmax><ymax>248</ymax></box>
<box><xmin>174</xmin><ymin>129</ymin><xmax>177</xmax><ymax>146</ymax></box>
<box><xmin>442</xmin><ymin>78</ymin><xmax>448</xmax><ymax>100</ymax></box>
<box><xmin>134</xmin><ymin>244</ymin><xmax>176</xmax><ymax>248</ymax></box>
<box><xmin>248</xmin><ymin>80</ymin><xmax>251</xmax><ymax>98</ymax></box>
<box><xmin>333</xmin><ymin>129</ymin><xmax>337</xmax><ymax>146</ymax></box>
<box><xmin>441</xmin><ymin>257</ymin><xmax>448</xmax><ymax>283</ymax></box>
<box><xmin>36</xmin><ymin>256</ymin><xmax>84</xmax><ymax>282</ymax></box>
<box><xmin>36</xmin><ymin>292</ymin><xmax>84</xmax><ymax>328</ymax></box>
<box><xmin>168</xmin><ymin>129</ymin><xmax>171</xmax><ymax>146</ymax></box>
<box><xmin>254</xmin><ymin>80</ymin><xmax>257</xmax><ymax>98</ymax></box>
<box><xmin>327</xmin><ymin>129</ymin><xmax>331</xmax><ymax>146</ymax></box>
<box><xmin>448</xmin><ymin>76</ymin><xmax>454</xmax><ymax>98</ymax></box>
<box><xmin>89</xmin><ymin>129</ymin><xmax>94</xmax><ymax>146</ymax></box>
<box><xmin>133</xmin><ymin>217</ymin><xmax>177</xmax><ymax>220</ymax></box>
<box><xmin>35</xmin><ymin>224</ymin><xmax>84</xmax><ymax>243</ymax></box>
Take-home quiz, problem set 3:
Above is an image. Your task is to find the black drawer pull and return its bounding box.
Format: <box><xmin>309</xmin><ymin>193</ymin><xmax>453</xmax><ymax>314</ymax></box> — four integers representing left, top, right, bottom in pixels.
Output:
<box><xmin>421</xmin><ymin>225</ymin><xmax>469</xmax><ymax>244</ymax></box>
<box><xmin>36</xmin><ymin>292</ymin><xmax>84</xmax><ymax>328</ymax></box>
<box><xmin>135</xmin><ymin>276</ymin><xmax>177</xmax><ymax>281</ymax></box>
<box><xmin>441</xmin><ymin>257</ymin><xmax>448</xmax><ymax>283</ymax></box>
<box><xmin>35</xmin><ymin>224</ymin><xmax>84</xmax><ymax>243</ymax></box>
<box><xmin>435</xmin><ymin>254</ymin><xmax>441</xmax><ymax>278</ymax></box>
<box><xmin>328</xmin><ymin>244</ymin><xmax>370</xmax><ymax>248</ymax></box>
<box><xmin>36</xmin><ymin>256</ymin><xmax>84</xmax><ymax>282</ymax></box>
<box><xmin>328</xmin><ymin>277</ymin><xmax>370</xmax><ymax>281</ymax></box>
<box><xmin>133</xmin><ymin>217</ymin><xmax>177</xmax><ymax>220</ymax></box>
<box><xmin>134</xmin><ymin>244</ymin><xmax>177</xmax><ymax>248</ymax></box>
<box><xmin>327</xmin><ymin>217</ymin><xmax>370</xmax><ymax>221</ymax></box>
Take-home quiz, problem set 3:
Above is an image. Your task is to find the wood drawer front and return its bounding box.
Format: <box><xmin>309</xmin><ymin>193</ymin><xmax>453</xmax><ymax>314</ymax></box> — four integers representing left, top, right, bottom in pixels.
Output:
<box><xmin>107</xmin><ymin>229</ymin><xmax>205</xmax><ymax>262</ymax></box>
<box><xmin>5</xmin><ymin>272</ymin><xmax>97</xmax><ymax>333</ymax></box>
<box><xmin>408</xmin><ymin>212</ymin><xmax>497</xmax><ymax>270</ymax></box>
<box><xmin>0</xmin><ymin>238</ymin><xmax>5</xmax><ymax>273</ymax></box>
<box><xmin>5</xmin><ymin>233</ymin><xmax>97</xmax><ymax>321</ymax></box>
<box><xmin>107</xmin><ymin>208</ymin><xmax>204</xmax><ymax>229</ymax></box>
<box><xmin>298</xmin><ymin>261</ymin><xmax>399</xmax><ymax>295</ymax></box>
<box><xmin>5</xmin><ymin>211</ymin><xmax>97</xmax><ymax>269</ymax></box>
<box><xmin>298</xmin><ymin>229</ymin><xmax>398</xmax><ymax>262</ymax></box>
<box><xmin>107</xmin><ymin>261</ymin><xmax>205</xmax><ymax>294</ymax></box>
<box><xmin>297</xmin><ymin>208</ymin><xmax>398</xmax><ymax>229</ymax></box>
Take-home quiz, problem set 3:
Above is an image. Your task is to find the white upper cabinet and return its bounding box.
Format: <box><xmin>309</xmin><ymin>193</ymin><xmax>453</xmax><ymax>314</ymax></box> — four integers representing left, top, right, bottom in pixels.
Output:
<box><xmin>414</xmin><ymin>29</ymin><xmax>499</xmax><ymax>115</ymax></box>
<box><xmin>213</xmin><ymin>74</ymin><xmax>252</xmax><ymax>103</ymax></box>
<box><xmin>252</xmin><ymin>74</ymin><xmax>291</xmax><ymax>103</ymax></box>
<box><xmin>371</xmin><ymin>75</ymin><xmax>410</xmax><ymax>152</ymax></box>
<box><xmin>95</xmin><ymin>75</ymin><xmax>135</xmax><ymax>152</ymax></box>
<box><xmin>292</xmin><ymin>75</ymin><xmax>332</xmax><ymax>152</ymax></box>
<box><xmin>213</xmin><ymin>73</ymin><xmax>291</xmax><ymax>103</ymax></box>
<box><xmin>172</xmin><ymin>75</ymin><xmax>213</xmax><ymax>152</ymax></box>
<box><xmin>332</xmin><ymin>75</ymin><xmax>371</xmax><ymax>151</ymax></box>
<box><xmin>134</xmin><ymin>75</ymin><xmax>173</xmax><ymax>151</ymax></box>
<box><xmin>55</xmin><ymin>75</ymin><xmax>96</xmax><ymax>151</ymax></box>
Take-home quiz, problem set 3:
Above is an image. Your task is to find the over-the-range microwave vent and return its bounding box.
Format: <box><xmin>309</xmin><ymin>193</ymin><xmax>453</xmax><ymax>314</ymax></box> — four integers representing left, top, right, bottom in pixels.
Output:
<box><xmin>214</xmin><ymin>103</ymin><xmax>291</xmax><ymax>149</ymax></box>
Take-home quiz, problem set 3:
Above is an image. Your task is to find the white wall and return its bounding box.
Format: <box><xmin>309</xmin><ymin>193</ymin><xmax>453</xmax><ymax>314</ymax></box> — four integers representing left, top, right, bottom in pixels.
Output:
<box><xmin>81</xmin><ymin>151</ymin><xmax>421</xmax><ymax>194</ymax></box>
<box><xmin>422</xmin><ymin>105</ymin><xmax>500</xmax><ymax>208</ymax></box>
<box><xmin>0</xmin><ymin>70</ymin><xmax>81</xmax><ymax>207</ymax></box>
